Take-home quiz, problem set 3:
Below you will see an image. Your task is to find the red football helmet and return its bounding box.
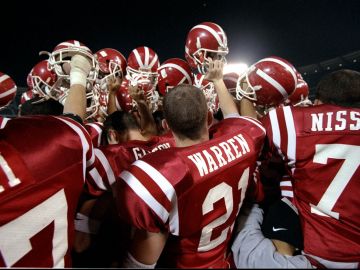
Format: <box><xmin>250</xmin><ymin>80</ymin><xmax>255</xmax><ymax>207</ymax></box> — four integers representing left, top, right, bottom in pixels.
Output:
<box><xmin>236</xmin><ymin>56</ymin><xmax>298</xmax><ymax>106</ymax></box>
<box><xmin>30</xmin><ymin>60</ymin><xmax>61</xmax><ymax>100</ymax></box>
<box><xmin>287</xmin><ymin>77</ymin><xmax>312</xmax><ymax>107</ymax></box>
<box><xmin>95</xmin><ymin>48</ymin><xmax>127</xmax><ymax>80</ymax></box>
<box><xmin>185</xmin><ymin>22</ymin><xmax>228</xmax><ymax>75</ymax></box>
<box><xmin>126</xmin><ymin>46</ymin><xmax>160</xmax><ymax>85</ymax></box>
<box><xmin>43</xmin><ymin>40</ymin><xmax>98</xmax><ymax>85</ymax></box>
<box><xmin>157</xmin><ymin>58</ymin><xmax>194</xmax><ymax>96</ymax></box>
<box><xmin>0</xmin><ymin>72</ymin><xmax>17</xmax><ymax>109</ymax></box>
<box><xmin>26</xmin><ymin>68</ymin><xmax>33</xmax><ymax>89</ymax></box>
<box><xmin>193</xmin><ymin>73</ymin><xmax>219</xmax><ymax>113</ymax></box>
<box><xmin>115</xmin><ymin>79</ymin><xmax>136</xmax><ymax>112</ymax></box>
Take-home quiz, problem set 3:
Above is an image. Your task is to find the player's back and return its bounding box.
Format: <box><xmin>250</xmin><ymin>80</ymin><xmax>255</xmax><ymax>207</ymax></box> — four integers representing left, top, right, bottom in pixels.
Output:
<box><xmin>117</xmin><ymin>117</ymin><xmax>265</xmax><ymax>268</ymax></box>
<box><xmin>86</xmin><ymin>133</ymin><xmax>175</xmax><ymax>193</ymax></box>
<box><xmin>0</xmin><ymin>116</ymin><xmax>93</xmax><ymax>267</ymax></box>
<box><xmin>263</xmin><ymin>104</ymin><xmax>360</xmax><ymax>264</ymax></box>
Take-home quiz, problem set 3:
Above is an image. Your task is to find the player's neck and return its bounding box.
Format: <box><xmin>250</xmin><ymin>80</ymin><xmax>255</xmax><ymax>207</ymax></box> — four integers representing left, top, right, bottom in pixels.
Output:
<box><xmin>128</xmin><ymin>129</ymin><xmax>148</xmax><ymax>142</ymax></box>
<box><xmin>174</xmin><ymin>133</ymin><xmax>209</xmax><ymax>148</ymax></box>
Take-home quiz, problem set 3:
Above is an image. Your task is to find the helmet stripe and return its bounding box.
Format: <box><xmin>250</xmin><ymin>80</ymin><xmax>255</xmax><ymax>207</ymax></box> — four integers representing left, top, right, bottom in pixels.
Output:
<box><xmin>0</xmin><ymin>74</ymin><xmax>10</xmax><ymax>83</ymax></box>
<box><xmin>160</xmin><ymin>63</ymin><xmax>192</xmax><ymax>84</ymax></box>
<box><xmin>256</xmin><ymin>69</ymin><xmax>289</xmax><ymax>98</ymax></box>
<box><xmin>144</xmin><ymin>47</ymin><xmax>150</xmax><ymax>66</ymax></box>
<box><xmin>148</xmin><ymin>53</ymin><xmax>159</xmax><ymax>69</ymax></box>
<box><xmin>0</xmin><ymin>86</ymin><xmax>17</xmax><ymax>98</ymax></box>
<box><xmin>258</xmin><ymin>57</ymin><xmax>297</xmax><ymax>87</ymax></box>
<box><xmin>192</xmin><ymin>24</ymin><xmax>227</xmax><ymax>49</ymax></box>
<box><xmin>133</xmin><ymin>49</ymin><xmax>144</xmax><ymax>68</ymax></box>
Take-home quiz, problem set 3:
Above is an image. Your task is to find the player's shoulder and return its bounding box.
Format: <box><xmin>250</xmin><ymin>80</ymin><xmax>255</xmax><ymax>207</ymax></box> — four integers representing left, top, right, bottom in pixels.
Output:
<box><xmin>211</xmin><ymin>116</ymin><xmax>266</xmax><ymax>141</ymax></box>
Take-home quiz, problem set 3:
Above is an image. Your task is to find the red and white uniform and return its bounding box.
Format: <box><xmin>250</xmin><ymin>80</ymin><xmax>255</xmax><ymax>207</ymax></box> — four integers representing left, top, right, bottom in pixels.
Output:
<box><xmin>116</xmin><ymin>117</ymin><xmax>265</xmax><ymax>268</ymax></box>
<box><xmin>261</xmin><ymin>104</ymin><xmax>360</xmax><ymax>266</ymax></box>
<box><xmin>0</xmin><ymin>116</ymin><xmax>94</xmax><ymax>267</ymax></box>
<box><xmin>84</xmin><ymin>122</ymin><xmax>104</xmax><ymax>148</ymax></box>
<box><xmin>86</xmin><ymin>133</ymin><xmax>175</xmax><ymax>194</ymax></box>
<box><xmin>280</xmin><ymin>174</ymin><xmax>294</xmax><ymax>203</ymax></box>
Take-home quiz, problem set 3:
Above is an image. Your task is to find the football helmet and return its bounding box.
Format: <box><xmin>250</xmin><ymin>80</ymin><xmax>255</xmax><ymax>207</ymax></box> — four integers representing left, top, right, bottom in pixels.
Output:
<box><xmin>236</xmin><ymin>56</ymin><xmax>297</xmax><ymax>106</ymax></box>
<box><xmin>26</xmin><ymin>68</ymin><xmax>33</xmax><ymax>89</ymax></box>
<box><xmin>95</xmin><ymin>48</ymin><xmax>127</xmax><ymax>89</ymax></box>
<box><xmin>30</xmin><ymin>60</ymin><xmax>61</xmax><ymax>100</ymax></box>
<box><xmin>42</xmin><ymin>40</ymin><xmax>98</xmax><ymax>86</ymax></box>
<box><xmin>0</xmin><ymin>72</ymin><xmax>17</xmax><ymax>109</ymax></box>
<box><xmin>193</xmin><ymin>73</ymin><xmax>219</xmax><ymax>113</ymax></box>
<box><xmin>126</xmin><ymin>46</ymin><xmax>160</xmax><ymax>85</ymax></box>
<box><xmin>157</xmin><ymin>58</ymin><xmax>193</xmax><ymax>96</ymax></box>
<box><xmin>185</xmin><ymin>22</ymin><xmax>228</xmax><ymax>75</ymax></box>
<box><xmin>287</xmin><ymin>77</ymin><xmax>312</xmax><ymax>107</ymax></box>
<box><xmin>115</xmin><ymin>79</ymin><xmax>136</xmax><ymax>112</ymax></box>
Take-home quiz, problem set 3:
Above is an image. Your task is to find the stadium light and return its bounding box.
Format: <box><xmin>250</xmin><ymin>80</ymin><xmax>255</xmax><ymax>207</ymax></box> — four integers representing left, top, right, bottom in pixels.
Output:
<box><xmin>223</xmin><ymin>63</ymin><xmax>248</xmax><ymax>76</ymax></box>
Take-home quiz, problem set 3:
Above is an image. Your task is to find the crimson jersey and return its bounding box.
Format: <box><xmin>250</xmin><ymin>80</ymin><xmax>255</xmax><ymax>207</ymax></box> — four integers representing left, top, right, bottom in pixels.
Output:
<box><xmin>86</xmin><ymin>133</ymin><xmax>175</xmax><ymax>194</ymax></box>
<box><xmin>0</xmin><ymin>116</ymin><xmax>94</xmax><ymax>267</ymax></box>
<box><xmin>84</xmin><ymin>121</ymin><xmax>104</xmax><ymax>148</ymax></box>
<box><xmin>116</xmin><ymin>116</ymin><xmax>265</xmax><ymax>268</ymax></box>
<box><xmin>261</xmin><ymin>104</ymin><xmax>360</xmax><ymax>264</ymax></box>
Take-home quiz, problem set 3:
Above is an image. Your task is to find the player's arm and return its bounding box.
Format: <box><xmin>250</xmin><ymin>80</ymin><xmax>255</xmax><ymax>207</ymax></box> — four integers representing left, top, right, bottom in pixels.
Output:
<box><xmin>239</xmin><ymin>98</ymin><xmax>257</xmax><ymax>118</ymax></box>
<box><xmin>232</xmin><ymin>204</ymin><xmax>312</xmax><ymax>268</ymax></box>
<box><xmin>122</xmin><ymin>229</ymin><xmax>168</xmax><ymax>268</ymax></box>
<box><xmin>129</xmin><ymin>84</ymin><xmax>158</xmax><ymax>137</ymax></box>
<box><xmin>107</xmin><ymin>76</ymin><xmax>122</xmax><ymax>115</ymax></box>
<box><xmin>63</xmin><ymin>54</ymin><xmax>92</xmax><ymax>121</ymax></box>
<box><xmin>205</xmin><ymin>59</ymin><xmax>239</xmax><ymax>118</ymax></box>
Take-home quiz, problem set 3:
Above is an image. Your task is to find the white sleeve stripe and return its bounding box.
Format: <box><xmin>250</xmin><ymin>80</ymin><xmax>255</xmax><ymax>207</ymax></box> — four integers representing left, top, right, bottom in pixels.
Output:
<box><xmin>238</xmin><ymin>116</ymin><xmax>266</xmax><ymax>134</ymax></box>
<box><xmin>86</xmin><ymin>123</ymin><xmax>103</xmax><ymax>134</ymax></box>
<box><xmin>283</xmin><ymin>106</ymin><xmax>297</xmax><ymax>167</ymax></box>
<box><xmin>120</xmin><ymin>170</ymin><xmax>169</xmax><ymax>223</ymax></box>
<box><xmin>0</xmin><ymin>118</ymin><xmax>10</xmax><ymax>129</ymax></box>
<box><xmin>281</xmin><ymin>197</ymin><xmax>298</xmax><ymax>215</ymax></box>
<box><xmin>268</xmin><ymin>109</ymin><xmax>283</xmax><ymax>159</ymax></box>
<box><xmin>94</xmin><ymin>149</ymin><xmax>116</xmax><ymax>185</ymax></box>
<box><xmin>89</xmin><ymin>167</ymin><xmax>108</xmax><ymax>190</ymax></box>
<box><xmin>87</xmin><ymin>152</ymin><xmax>95</xmax><ymax>167</ymax></box>
<box><xmin>56</xmin><ymin>117</ymin><xmax>91</xmax><ymax>182</ymax></box>
<box><xmin>281</xmin><ymin>190</ymin><xmax>294</xmax><ymax>198</ymax></box>
<box><xmin>280</xmin><ymin>181</ymin><xmax>292</xmax><ymax>187</ymax></box>
<box><xmin>133</xmin><ymin>160</ymin><xmax>179</xmax><ymax>235</ymax></box>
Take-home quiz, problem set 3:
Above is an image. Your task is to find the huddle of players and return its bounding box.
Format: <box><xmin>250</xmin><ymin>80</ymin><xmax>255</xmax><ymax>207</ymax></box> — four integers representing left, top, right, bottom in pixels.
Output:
<box><xmin>0</xmin><ymin>21</ymin><xmax>359</xmax><ymax>268</ymax></box>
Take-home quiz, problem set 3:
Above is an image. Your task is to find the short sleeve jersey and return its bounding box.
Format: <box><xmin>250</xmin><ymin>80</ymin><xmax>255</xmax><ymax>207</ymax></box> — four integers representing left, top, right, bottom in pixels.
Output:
<box><xmin>261</xmin><ymin>104</ymin><xmax>360</xmax><ymax>263</ymax></box>
<box><xmin>117</xmin><ymin>117</ymin><xmax>266</xmax><ymax>268</ymax></box>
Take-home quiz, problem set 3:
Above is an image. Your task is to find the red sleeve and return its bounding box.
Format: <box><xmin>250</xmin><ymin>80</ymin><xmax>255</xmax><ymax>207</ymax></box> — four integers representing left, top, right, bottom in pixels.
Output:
<box><xmin>116</xmin><ymin>159</ymin><xmax>173</xmax><ymax>233</ymax></box>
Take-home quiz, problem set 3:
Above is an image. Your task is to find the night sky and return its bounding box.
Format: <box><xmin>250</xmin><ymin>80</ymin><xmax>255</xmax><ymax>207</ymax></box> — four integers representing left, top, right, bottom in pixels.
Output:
<box><xmin>1</xmin><ymin>0</ymin><xmax>359</xmax><ymax>86</ymax></box>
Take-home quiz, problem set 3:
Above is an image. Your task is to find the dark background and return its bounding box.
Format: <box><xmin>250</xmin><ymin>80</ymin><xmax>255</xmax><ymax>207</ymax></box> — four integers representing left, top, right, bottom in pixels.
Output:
<box><xmin>1</xmin><ymin>0</ymin><xmax>360</xmax><ymax>87</ymax></box>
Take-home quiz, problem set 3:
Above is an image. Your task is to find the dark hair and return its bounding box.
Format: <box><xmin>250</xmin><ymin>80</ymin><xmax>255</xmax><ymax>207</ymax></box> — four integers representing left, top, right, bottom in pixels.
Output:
<box><xmin>101</xmin><ymin>110</ymin><xmax>140</xmax><ymax>143</ymax></box>
<box><xmin>20</xmin><ymin>97</ymin><xmax>63</xmax><ymax>116</ymax></box>
<box><xmin>315</xmin><ymin>69</ymin><xmax>360</xmax><ymax>108</ymax></box>
<box><xmin>163</xmin><ymin>84</ymin><xmax>208</xmax><ymax>140</ymax></box>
